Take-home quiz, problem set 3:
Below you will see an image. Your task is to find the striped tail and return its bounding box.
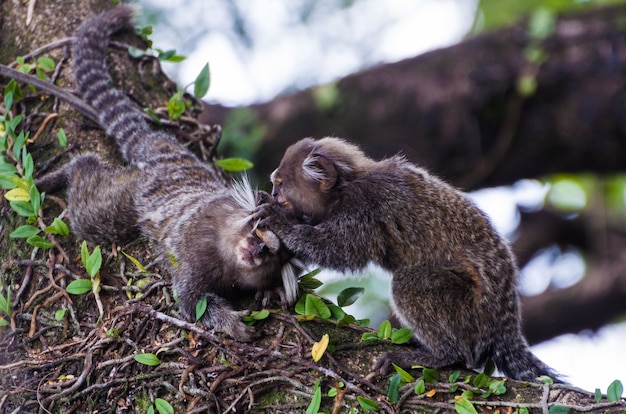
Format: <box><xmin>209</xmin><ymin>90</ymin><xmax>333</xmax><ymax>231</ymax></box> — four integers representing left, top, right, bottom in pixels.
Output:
<box><xmin>72</xmin><ymin>6</ymin><xmax>178</xmax><ymax>163</ymax></box>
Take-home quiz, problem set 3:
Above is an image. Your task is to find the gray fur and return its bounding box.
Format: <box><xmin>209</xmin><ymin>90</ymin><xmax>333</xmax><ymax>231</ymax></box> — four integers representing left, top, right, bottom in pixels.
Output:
<box><xmin>37</xmin><ymin>6</ymin><xmax>300</xmax><ymax>341</ymax></box>
<box><xmin>260</xmin><ymin>137</ymin><xmax>561</xmax><ymax>382</ymax></box>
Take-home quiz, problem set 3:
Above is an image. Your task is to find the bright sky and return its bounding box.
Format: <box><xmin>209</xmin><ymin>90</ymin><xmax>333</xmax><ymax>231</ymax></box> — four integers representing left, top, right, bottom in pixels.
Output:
<box><xmin>141</xmin><ymin>0</ymin><xmax>625</xmax><ymax>392</ymax></box>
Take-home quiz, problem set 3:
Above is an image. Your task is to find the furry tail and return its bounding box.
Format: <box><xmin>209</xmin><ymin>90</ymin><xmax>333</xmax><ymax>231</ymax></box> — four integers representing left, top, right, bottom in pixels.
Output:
<box><xmin>72</xmin><ymin>6</ymin><xmax>178</xmax><ymax>163</ymax></box>
<box><xmin>493</xmin><ymin>329</ymin><xmax>563</xmax><ymax>383</ymax></box>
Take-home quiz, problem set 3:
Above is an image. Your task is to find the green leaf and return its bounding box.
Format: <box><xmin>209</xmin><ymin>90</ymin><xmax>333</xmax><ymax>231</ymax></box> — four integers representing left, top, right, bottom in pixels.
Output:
<box><xmin>423</xmin><ymin>368</ymin><xmax>438</xmax><ymax>384</ymax></box>
<box><xmin>305</xmin><ymin>379</ymin><xmax>322</xmax><ymax>414</ymax></box>
<box><xmin>392</xmin><ymin>363</ymin><xmax>415</xmax><ymax>383</ymax></box>
<box><xmin>488</xmin><ymin>379</ymin><xmax>507</xmax><ymax>396</ymax></box>
<box><xmin>391</xmin><ymin>327</ymin><xmax>413</xmax><ymax>344</ymax></box>
<box><xmin>10</xmin><ymin>200</ymin><xmax>34</xmax><ymax>217</ymax></box>
<box><xmin>148</xmin><ymin>406</ymin><xmax>155</xmax><ymax>414</ymax></box>
<box><xmin>134</xmin><ymin>353</ymin><xmax>161</xmax><ymax>367</ymax></box>
<box><xmin>607</xmin><ymin>379</ymin><xmax>624</xmax><ymax>402</ymax></box>
<box><xmin>55</xmin><ymin>308</ymin><xmax>67</xmax><ymax>321</ymax></box>
<box><xmin>193</xmin><ymin>63</ymin><xmax>210</xmax><ymax>98</ymax></box>
<box><xmin>299</xmin><ymin>269</ymin><xmax>323</xmax><ymax>289</ymax></box>
<box><xmin>328</xmin><ymin>387</ymin><xmax>338</xmax><ymax>397</ymax></box>
<box><xmin>0</xmin><ymin>292</ymin><xmax>10</xmax><ymax>315</ymax></box>
<box><xmin>154</xmin><ymin>398</ymin><xmax>174</xmax><ymax>414</ymax></box>
<box><xmin>305</xmin><ymin>294</ymin><xmax>332</xmax><ymax>319</ymax></box>
<box><xmin>10</xmin><ymin>225</ymin><xmax>40</xmax><ymax>238</ymax></box>
<box><xmin>66</xmin><ymin>279</ymin><xmax>93</xmax><ymax>295</ymax></box>
<box><xmin>378</xmin><ymin>320</ymin><xmax>392</xmax><ymax>340</ymax></box>
<box><xmin>388</xmin><ymin>374</ymin><xmax>401</xmax><ymax>404</ymax></box>
<box><xmin>414</xmin><ymin>378</ymin><xmax>426</xmax><ymax>395</ymax></box>
<box><xmin>472</xmin><ymin>372</ymin><xmax>488</xmax><ymax>388</ymax></box>
<box><xmin>167</xmin><ymin>92</ymin><xmax>185</xmax><ymax>120</ymax></box>
<box><xmin>215</xmin><ymin>158</ymin><xmax>254</xmax><ymax>172</ymax></box>
<box><xmin>454</xmin><ymin>396</ymin><xmax>479</xmax><ymax>414</ymax></box>
<box><xmin>360</xmin><ymin>332</ymin><xmax>379</xmax><ymax>342</ymax></box>
<box><xmin>248</xmin><ymin>309</ymin><xmax>270</xmax><ymax>320</ymax></box>
<box><xmin>26</xmin><ymin>235</ymin><xmax>54</xmax><ymax>249</ymax></box>
<box><xmin>294</xmin><ymin>294</ymin><xmax>307</xmax><ymax>315</ymax></box>
<box><xmin>4</xmin><ymin>90</ymin><xmax>13</xmax><ymax>113</ymax></box>
<box><xmin>57</xmin><ymin>128</ymin><xmax>68</xmax><ymax>147</ymax></box>
<box><xmin>336</xmin><ymin>287</ymin><xmax>364</xmax><ymax>307</ymax></box>
<box><xmin>528</xmin><ymin>8</ymin><xmax>556</xmax><ymax>40</ymax></box>
<box><xmin>336</xmin><ymin>314</ymin><xmax>356</xmax><ymax>328</ymax></box>
<box><xmin>357</xmin><ymin>396</ymin><xmax>379</xmax><ymax>411</ymax></box>
<box><xmin>86</xmin><ymin>246</ymin><xmax>102</xmax><ymax>278</ymax></box>
<box><xmin>121</xmin><ymin>251</ymin><xmax>147</xmax><ymax>272</ymax></box>
<box><xmin>44</xmin><ymin>217</ymin><xmax>69</xmax><ymax>236</ymax></box>
<box><xmin>37</xmin><ymin>56</ymin><xmax>55</xmax><ymax>72</ymax></box>
<box><xmin>449</xmin><ymin>370</ymin><xmax>461</xmax><ymax>383</ymax></box>
<box><xmin>81</xmin><ymin>241</ymin><xmax>89</xmax><ymax>269</ymax></box>
<box><xmin>195</xmin><ymin>296</ymin><xmax>208</xmax><ymax>321</ymax></box>
<box><xmin>594</xmin><ymin>388</ymin><xmax>602</xmax><ymax>403</ymax></box>
<box><xmin>158</xmin><ymin>49</ymin><xmax>186</xmax><ymax>62</ymax></box>
<box><xmin>548</xmin><ymin>405</ymin><xmax>571</xmax><ymax>414</ymax></box>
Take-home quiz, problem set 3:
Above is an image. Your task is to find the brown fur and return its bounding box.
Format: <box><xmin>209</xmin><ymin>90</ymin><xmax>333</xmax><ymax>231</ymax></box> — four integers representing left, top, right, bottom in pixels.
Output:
<box><xmin>258</xmin><ymin>137</ymin><xmax>560</xmax><ymax>382</ymax></box>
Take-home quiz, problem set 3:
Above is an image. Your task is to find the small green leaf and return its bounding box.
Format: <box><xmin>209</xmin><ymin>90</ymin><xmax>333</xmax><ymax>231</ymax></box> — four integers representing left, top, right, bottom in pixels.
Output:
<box><xmin>158</xmin><ymin>49</ymin><xmax>186</xmax><ymax>62</ymax></box>
<box><xmin>86</xmin><ymin>246</ymin><xmax>102</xmax><ymax>278</ymax></box>
<box><xmin>66</xmin><ymin>279</ymin><xmax>93</xmax><ymax>295</ymax></box>
<box><xmin>454</xmin><ymin>396</ymin><xmax>479</xmax><ymax>414</ymax></box>
<box><xmin>423</xmin><ymin>368</ymin><xmax>439</xmax><ymax>384</ymax></box>
<box><xmin>328</xmin><ymin>387</ymin><xmax>338</xmax><ymax>397</ymax></box>
<box><xmin>548</xmin><ymin>405</ymin><xmax>571</xmax><ymax>414</ymax></box>
<box><xmin>167</xmin><ymin>92</ymin><xmax>185</xmax><ymax>120</ymax></box>
<box><xmin>154</xmin><ymin>398</ymin><xmax>174</xmax><ymax>414</ymax></box>
<box><xmin>360</xmin><ymin>332</ymin><xmax>379</xmax><ymax>342</ymax></box>
<box><xmin>134</xmin><ymin>353</ymin><xmax>161</xmax><ymax>367</ymax></box>
<box><xmin>294</xmin><ymin>294</ymin><xmax>307</xmax><ymax>315</ymax></box>
<box><xmin>337</xmin><ymin>287</ymin><xmax>364</xmax><ymax>307</ymax></box>
<box><xmin>472</xmin><ymin>372</ymin><xmax>488</xmax><ymax>388</ymax></box>
<box><xmin>81</xmin><ymin>241</ymin><xmax>89</xmax><ymax>268</ymax></box>
<box><xmin>4</xmin><ymin>90</ymin><xmax>13</xmax><ymax>112</ymax></box>
<box><xmin>10</xmin><ymin>225</ymin><xmax>41</xmax><ymax>238</ymax></box>
<box><xmin>305</xmin><ymin>379</ymin><xmax>322</xmax><ymax>414</ymax></box>
<box><xmin>392</xmin><ymin>363</ymin><xmax>415</xmax><ymax>383</ymax></box>
<box><xmin>24</xmin><ymin>152</ymin><xmax>34</xmax><ymax>180</ymax></box>
<box><xmin>528</xmin><ymin>8</ymin><xmax>555</xmax><ymax>40</ymax></box>
<box><xmin>27</xmin><ymin>235</ymin><xmax>54</xmax><ymax>249</ymax></box>
<box><xmin>607</xmin><ymin>379</ymin><xmax>624</xmax><ymax>402</ymax></box>
<box><xmin>449</xmin><ymin>370</ymin><xmax>461</xmax><ymax>383</ymax></box>
<box><xmin>57</xmin><ymin>128</ymin><xmax>68</xmax><ymax>147</ymax></box>
<box><xmin>55</xmin><ymin>308</ymin><xmax>67</xmax><ymax>321</ymax></box>
<box><xmin>195</xmin><ymin>296</ymin><xmax>208</xmax><ymax>321</ymax></box>
<box><xmin>148</xmin><ymin>406</ymin><xmax>155</xmax><ymax>414</ymax></box>
<box><xmin>414</xmin><ymin>378</ymin><xmax>426</xmax><ymax>395</ymax></box>
<box><xmin>298</xmin><ymin>269</ymin><xmax>323</xmax><ymax>289</ymax></box>
<box><xmin>10</xmin><ymin>200</ymin><xmax>34</xmax><ymax>217</ymax></box>
<box><xmin>248</xmin><ymin>309</ymin><xmax>270</xmax><ymax>320</ymax></box>
<box><xmin>193</xmin><ymin>63</ymin><xmax>210</xmax><ymax>98</ymax></box>
<box><xmin>44</xmin><ymin>217</ymin><xmax>69</xmax><ymax>236</ymax></box>
<box><xmin>391</xmin><ymin>327</ymin><xmax>413</xmax><ymax>344</ymax></box>
<box><xmin>488</xmin><ymin>379</ymin><xmax>507</xmax><ymax>395</ymax></box>
<box><xmin>336</xmin><ymin>314</ymin><xmax>356</xmax><ymax>327</ymax></box>
<box><xmin>357</xmin><ymin>396</ymin><xmax>379</xmax><ymax>411</ymax></box>
<box><xmin>305</xmin><ymin>294</ymin><xmax>332</xmax><ymax>319</ymax></box>
<box><xmin>121</xmin><ymin>251</ymin><xmax>147</xmax><ymax>272</ymax></box>
<box><xmin>388</xmin><ymin>373</ymin><xmax>401</xmax><ymax>404</ymax></box>
<box><xmin>378</xmin><ymin>320</ymin><xmax>392</xmax><ymax>340</ymax></box>
<box><xmin>594</xmin><ymin>388</ymin><xmax>602</xmax><ymax>403</ymax></box>
<box><xmin>215</xmin><ymin>158</ymin><xmax>254</xmax><ymax>172</ymax></box>
<box><xmin>37</xmin><ymin>56</ymin><xmax>55</xmax><ymax>72</ymax></box>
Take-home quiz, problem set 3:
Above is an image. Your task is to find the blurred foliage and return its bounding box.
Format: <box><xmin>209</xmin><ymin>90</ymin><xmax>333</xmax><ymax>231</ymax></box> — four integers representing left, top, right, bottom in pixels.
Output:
<box><xmin>473</xmin><ymin>0</ymin><xmax>626</xmax><ymax>33</ymax></box>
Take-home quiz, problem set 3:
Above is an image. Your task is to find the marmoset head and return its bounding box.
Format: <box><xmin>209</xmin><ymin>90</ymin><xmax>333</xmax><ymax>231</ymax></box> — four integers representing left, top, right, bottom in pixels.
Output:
<box><xmin>270</xmin><ymin>137</ymin><xmax>374</xmax><ymax>224</ymax></box>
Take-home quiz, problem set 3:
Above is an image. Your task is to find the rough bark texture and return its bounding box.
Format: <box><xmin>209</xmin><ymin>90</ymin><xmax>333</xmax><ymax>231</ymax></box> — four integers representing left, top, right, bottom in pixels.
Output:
<box><xmin>1</xmin><ymin>1</ymin><xmax>625</xmax><ymax>412</ymax></box>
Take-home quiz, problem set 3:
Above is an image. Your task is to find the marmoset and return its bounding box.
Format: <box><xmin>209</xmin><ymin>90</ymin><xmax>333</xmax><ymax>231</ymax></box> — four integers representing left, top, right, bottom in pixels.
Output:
<box><xmin>36</xmin><ymin>6</ymin><xmax>300</xmax><ymax>341</ymax></box>
<box><xmin>257</xmin><ymin>137</ymin><xmax>560</xmax><ymax>382</ymax></box>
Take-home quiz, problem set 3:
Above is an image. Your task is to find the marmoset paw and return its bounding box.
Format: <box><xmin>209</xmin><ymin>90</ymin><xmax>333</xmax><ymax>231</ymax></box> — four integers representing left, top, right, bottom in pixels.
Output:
<box><xmin>372</xmin><ymin>351</ymin><xmax>413</xmax><ymax>376</ymax></box>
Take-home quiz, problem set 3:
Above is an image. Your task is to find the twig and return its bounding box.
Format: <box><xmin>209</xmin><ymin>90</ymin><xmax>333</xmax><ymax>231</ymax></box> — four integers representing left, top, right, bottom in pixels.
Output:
<box><xmin>0</xmin><ymin>63</ymin><xmax>100</xmax><ymax>124</ymax></box>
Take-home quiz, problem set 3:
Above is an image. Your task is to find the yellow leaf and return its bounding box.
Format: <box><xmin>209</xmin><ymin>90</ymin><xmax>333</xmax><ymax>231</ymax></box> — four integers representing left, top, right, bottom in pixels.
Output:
<box><xmin>311</xmin><ymin>333</ymin><xmax>329</xmax><ymax>362</ymax></box>
<box><xmin>4</xmin><ymin>187</ymin><xmax>30</xmax><ymax>202</ymax></box>
<box><xmin>426</xmin><ymin>389</ymin><xmax>436</xmax><ymax>398</ymax></box>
